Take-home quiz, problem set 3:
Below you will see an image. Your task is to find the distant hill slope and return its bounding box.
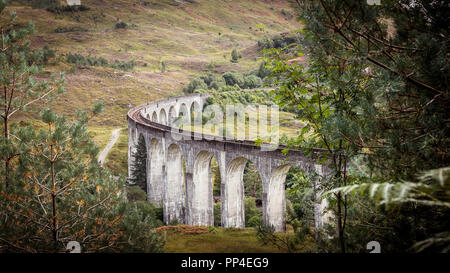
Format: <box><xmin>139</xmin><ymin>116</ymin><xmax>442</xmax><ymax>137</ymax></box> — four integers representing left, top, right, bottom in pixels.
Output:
<box><xmin>7</xmin><ymin>0</ymin><xmax>299</xmax><ymax>126</ymax></box>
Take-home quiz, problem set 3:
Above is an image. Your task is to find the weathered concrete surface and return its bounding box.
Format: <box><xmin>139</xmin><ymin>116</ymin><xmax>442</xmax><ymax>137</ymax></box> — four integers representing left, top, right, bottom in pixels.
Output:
<box><xmin>127</xmin><ymin>93</ymin><xmax>331</xmax><ymax>231</ymax></box>
<box><xmin>148</xmin><ymin>138</ymin><xmax>163</xmax><ymax>205</ymax></box>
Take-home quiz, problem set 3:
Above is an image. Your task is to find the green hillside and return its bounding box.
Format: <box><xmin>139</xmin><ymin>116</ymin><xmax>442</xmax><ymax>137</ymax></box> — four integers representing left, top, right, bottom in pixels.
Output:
<box><xmin>7</xmin><ymin>0</ymin><xmax>300</xmax><ymax>127</ymax></box>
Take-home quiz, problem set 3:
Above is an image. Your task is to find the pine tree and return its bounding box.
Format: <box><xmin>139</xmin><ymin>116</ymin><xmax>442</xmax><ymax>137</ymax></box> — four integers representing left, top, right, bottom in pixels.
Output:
<box><xmin>266</xmin><ymin>0</ymin><xmax>449</xmax><ymax>252</ymax></box>
<box><xmin>0</xmin><ymin>0</ymin><xmax>64</xmax><ymax>188</ymax></box>
<box><xmin>130</xmin><ymin>134</ymin><xmax>147</xmax><ymax>193</ymax></box>
<box><xmin>0</xmin><ymin>105</ymin><xmax>164</xmax><ymax>252</ymax></box>
<box><xmin>0</xmin><ymin>2</ymin><xmax>164</xmax><ymax>252</ymax></box>
<box><xmin>231</xmin><ymin>49</ymin><xmax>240</xmax><ymax>63</ymax></box>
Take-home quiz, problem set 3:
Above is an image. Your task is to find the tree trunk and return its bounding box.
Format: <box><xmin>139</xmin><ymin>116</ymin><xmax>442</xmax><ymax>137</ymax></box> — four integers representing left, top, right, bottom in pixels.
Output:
<box><xmin>337</xmin><ymin>192</ymin><xmax>345</xmax><ymax>253</ymax></box>
<box><xmin>50</xmin><ymin>145</ymin><xmax>58</xmax><ymax>247</ymax></box>
<box><xmin>3</xmin><ymin>85</ymin><xmax>9</xmax><ymax>188</ymax></box>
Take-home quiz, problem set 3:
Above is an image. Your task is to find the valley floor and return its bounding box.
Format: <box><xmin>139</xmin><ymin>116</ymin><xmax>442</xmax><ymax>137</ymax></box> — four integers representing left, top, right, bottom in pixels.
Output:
<box><xmin>158</xmin><ymin>225</ymin><xmax>315</xmax><ymax>253</ymax></box>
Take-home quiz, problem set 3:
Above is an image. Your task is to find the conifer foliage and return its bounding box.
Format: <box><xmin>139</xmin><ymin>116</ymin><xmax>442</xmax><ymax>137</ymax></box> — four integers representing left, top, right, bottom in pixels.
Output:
<box><xmin>0</xmin><ymin>1</ymin><xmax>164</xmax><ymax>252</ymax></box>
<box><xmin>130</xmin><ymin>135</ymin><xmax>148</xmax><ymax>194</ymax></box>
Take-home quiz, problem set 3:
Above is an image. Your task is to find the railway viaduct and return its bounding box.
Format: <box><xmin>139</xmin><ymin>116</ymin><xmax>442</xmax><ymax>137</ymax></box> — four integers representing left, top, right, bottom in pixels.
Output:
<box><xmin>127</xmin><ymin>93</ymin><xmax>330</xmax><ymax>232</ymax></box>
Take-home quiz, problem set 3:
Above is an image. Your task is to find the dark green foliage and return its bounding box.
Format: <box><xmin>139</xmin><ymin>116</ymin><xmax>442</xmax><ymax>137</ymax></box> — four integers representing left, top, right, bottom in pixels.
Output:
<box><xmin>244</xmin><ymin>197</ymin><xmax>261</xmax><ymax>226</ymax></box>
<box><xmin>110</xmin><ymin>59</ymin><xmax>136</xmax><ymax>71</ymax></box>
<box><xmin>119</xmin><ymin>201</ymin><xmax>165</xmax><ymax>252</ymax></box>
<box><xmin>66</xmin><ymin>52</ymin><xmax>108</xmax><ymax>66</ymax></box>
<box><xmin>0</xmin><ymin>107</ymin><xmax>164</xmax><ymax>252</ymax></box>
<box><xmin>230</xmin><ymin>48</ymin><xmax>241</xmax><ymax>63</ymax></box>
<box><xmin>0</xmin><ymin>1</ymin><xmax>165</xmax><ymax>253</ymax></box>
<box><xmin>211</xmin><ymin>159</ymin><xmax>221</xmax><ymax>196</ymax></box>
<box><xmin>243</xmin><ymin>75</ymin><xmax>262</xmax><ymax>89</ymax></box>
<box><xmin>258</xmin><ymin>32</ymin><xmax>302</xmax><ymax>50</ymax></box>
<box><xmin>126</xmin><ymin>185</ymin><xmax>147</xmax><ymax>202</ymax></box>
<box><xmin>65</xmin><ymin>52</ymin><xmax>135</xmax><ymax>71</ymax></box>
<box><xmin>46</xmin><ymin>4</ymin><xmax>90</xmax><ymax>13</ymax></box>
<box><xmin>257</xmin><ymin>61</ymin><xmax>270</xmax><ymax>79</ymax></box>
<box><xmin>243</xmin><ymin>161</ymin><xmax>262</xmax><ymax>201</ymax></box>
<box><xmin>285</xmin><ymin>167</ymin><xmax>315</xmax><ymax>228</ymax></box>
<box><xmin>267</xmin><ymin>0</ymin><xmax>450</xmax><ymax>253</ymax></box>
<box><xmin>280</xmin><ymin>9</ymin><xmax>293</xmax><ymax>19</ymax></box>
<box><xmin>169</xmin><ymin>218</ymin><xmax>180</xmax><ymax>226</ymax></box>
<box><xmin>247</xmin><ymin>215</ymin><xmax>262</xmax><ymax>227</ymax></box>
<box><xmin>183</xmin><ymin>77</ymin><xmax>208</xmax><ymax>93</ymax></box>
<box><xmin>214</xmin><ymin>202</ymin><xmax>221</xmax><ymax>226</ymax></box>
<box><xmin>115</xmin><ymin>21</ymin><xmax>128</xmax><ymax>29</ymax></box>
<box><xmin>32</xmin><ymin>45</ymin><xmax>56</xmax><ymax>65</ymax></box>
<box><xmin>54</xmin><ymin>26</ymin><xmax>88</xmax><ymax>33</ymax></box>
<box><xmin>154</xmin><ymin>206</ymin><xmax>164</xmax><ymax>223</ymax></box>
<box><xmin>183</xmin><ymin>66</ymin><xmax>266</xmax><ymax>95</ymax></box>
<box><xmin>130</xmin><ymin>135</ymin><xmax>147</xmax><ymax>193</ymax></box>
<box><xmin>222</xmin><ymin>71</ymin><xmax>244</xmax><ymax>87</ymax></box>
<box><xmin>204</xmin><ymin>89</ymin><xmax>273</xmax><ymax>111</ymax></box>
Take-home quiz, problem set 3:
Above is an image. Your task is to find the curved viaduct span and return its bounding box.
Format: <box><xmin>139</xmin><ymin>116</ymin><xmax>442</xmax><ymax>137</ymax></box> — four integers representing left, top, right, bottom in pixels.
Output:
<box><xmin>127</xmin><ymin>93</ymin><xmax>330</xmax><ymax>232</ymax></box>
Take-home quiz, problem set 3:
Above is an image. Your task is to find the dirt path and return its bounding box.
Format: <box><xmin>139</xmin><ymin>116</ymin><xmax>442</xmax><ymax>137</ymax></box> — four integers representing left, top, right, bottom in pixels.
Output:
<box><xmin>98</xmin><ymin>128</ymin><xmax>121</xmax><ymax>167</ymax></box>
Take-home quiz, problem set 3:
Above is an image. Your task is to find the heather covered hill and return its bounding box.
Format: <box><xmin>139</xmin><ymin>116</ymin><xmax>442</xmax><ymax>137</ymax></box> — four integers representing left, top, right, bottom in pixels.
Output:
<box><xmin>7</xmin><ymin>0</ymin><xmax>300</xmax><ymax>126</ymax></box>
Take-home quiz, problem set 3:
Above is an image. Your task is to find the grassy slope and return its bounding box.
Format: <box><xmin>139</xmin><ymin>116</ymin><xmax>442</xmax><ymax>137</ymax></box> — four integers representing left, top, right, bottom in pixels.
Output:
<box><xmin>8</xmin><ymin>0</ymin><xmax>300</xmax><ymax>126</ymax></box>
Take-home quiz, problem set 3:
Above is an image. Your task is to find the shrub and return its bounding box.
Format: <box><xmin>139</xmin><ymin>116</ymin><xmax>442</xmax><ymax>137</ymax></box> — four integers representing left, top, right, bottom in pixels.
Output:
<box><xmin>257</xmin><ymin>61</ymin><xmax>270</xmax><ymax>79</ymax></box>
<box><xmin>248</xmin><ymin>215</ymin><xmax>262</xmax><ymax>227</ymax></box>
<box><xmin>46</xmin><ymin>5</ymin><xmax>90</xmax><ymax>13</ymax></box>
<box><xmin>222</xmin><ymin>71</ymin><xmax>244</xmax><ymax>88</ymax></box>
<box><xmin>115</xmin><ymin>21</ymin><xmax>128</xmax><ymax>29</ymax></box>
<box><xmin>110</xmin><ymin>59</ymin><xmax>136</xmax><ymax>71</ymax></box>
<box><xmin>154</xmin><ymin>206</ymin><xmax>164</xmax><ymax>222</ymax></box>
<box><xmin>257</xmin><ymin>32</ymin><xmax>301</xmax><ymax>50</ymax></box>
<box><xmin>208</xmin><ymin>226</ymin><xmax>218</xmax><ymax>234</ymax></box>
<box><xmin>214</xmin><ymin>202</ymin><xmax>222</xmax><ymax>226</ymax></box>
<box><xmin>54</xmin><ymin>26</ymin><xmax>88</xmax><ymax>33</ymax></box>
<box><xmin>169</xmin><ymin>218</ymin><xmax>180</xmax><ymax>226</ymax></box>
<box><xmin>126</xmin><ymin>185</ymin><xmax>147</xmax><ymax>202</ymax></box>
<box><xmin>183</xmin><ymin>77</ymin><xmax>208</xmax><ymax>93</ymax></box>
<box><xmin>231</xmin><ymin>48</ymin><xmax>241</xmax><ymax>63</ymax></box>
<box><xmin>243</xmin><ymin>75</ymin><xmax>263</xmax><ymax>89</ymax></box>
<box><xmin>245</xmin><ymin>197</ymin><xmax>261</xmax><ymax>226</ymax></box>
<box><xmin>120</xmin><ymin>202</ymin><xmax>166</xmax><ymax>252</ymax></box>
<box><xmin>209</xmin><ymin>80</ymin><xmax>225</xmax><ymax>90</ymax></box>
<box><xmin>37</xmin><ymin>45</ymin><xmax>56</xmax><ymax>65</ymax></box>
<box><xmin>199</xmin><ymin>73</ymin><xmax>215</xmax><ymax>87</ymax></box>
<box><xmin>65</xmin><ymin>52</ymin><xmax>135</xmax><ymax>71</ymax></box>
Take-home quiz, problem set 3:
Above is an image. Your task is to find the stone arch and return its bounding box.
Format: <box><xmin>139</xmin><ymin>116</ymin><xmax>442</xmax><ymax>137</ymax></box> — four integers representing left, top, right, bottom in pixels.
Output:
<box><xmin>152</xmin><ymin>111</ymin><xmax>158</xmax><ymax>122</ymax></box>
<box><xmin>223</xmin><ymin>157</ymin><xmax>248</xmax><ymax>228</ymax></box>
<box><xmin>178</xmin><ymin>103</ymin><xmax>189</xmax><ymax>117</ymax></box>
<box><xmin>159</xmin><ymin>108</ymin><xmax>167</xmax><ymax>125</ymax></box>
<box><xmin>168</xmin><ymin>106</ymin><xmax>176</xmax><ymax>126</ymax></box>
<box><xmin>176</xmin><ymin>103</ymin><xmax>190</xmax><ymax>130</ymax></box>
<box><xmin>266</xmin><ymin>164</ymin><xmax>291</xmax><ymax>232</ymax></box>
<box><xmin>188</xmin><ymin>151</ymin><xmax>216</xmax><ymax>226</ymax></box>
<box><xmin>190</xmin><ymin>101</ymin><xmax>202</xmax><ymax>132</ymax></box>
<box><xmin>190</xmin><ymin>101</ymin><xmax>201</xmax><ymax>120</ymax></box>
<box><xmin>148</xmin><ymin>138</ymin><xmax>163</xmax><ymax>205</ymax></box>
<box><xmin>165</xmin><ymin>143</ymin><xmax>185</xmax><ymax>224</ymax></box>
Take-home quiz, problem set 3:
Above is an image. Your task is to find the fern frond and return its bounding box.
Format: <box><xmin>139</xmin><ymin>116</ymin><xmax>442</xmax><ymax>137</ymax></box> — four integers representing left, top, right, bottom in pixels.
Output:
<box><xmin>323</xmin><ymin>167</ymin><xmax>450</xmax><ymax>208</ymax></box>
